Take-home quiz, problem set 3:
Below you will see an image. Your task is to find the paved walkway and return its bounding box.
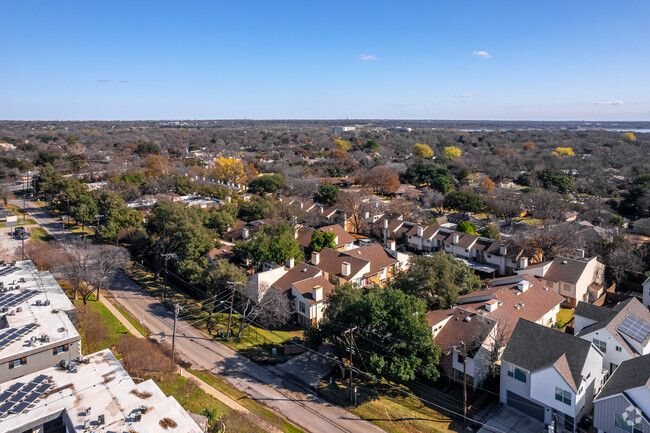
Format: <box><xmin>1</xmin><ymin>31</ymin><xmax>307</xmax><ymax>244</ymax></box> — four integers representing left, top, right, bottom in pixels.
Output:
<box><xmin>100</xmin><ymin>292</ymin><xmax>284</xmax><ymax>433</ymax></box>
<box><xmin>99</xmin><ymin>295</ymin><xmax>145</xmax><ymax>339</ymax></box>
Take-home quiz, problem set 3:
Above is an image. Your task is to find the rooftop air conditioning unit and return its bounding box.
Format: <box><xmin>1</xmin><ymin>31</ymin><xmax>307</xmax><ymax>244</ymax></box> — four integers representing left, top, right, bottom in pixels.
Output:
<box><xmin>97</xmin><ymin>414</ymin><xmax>105</xmax><ymax>425</ymax></box>
<box><xmin>16</xmin><ymin>307</ymin><xmax>22</xmax><ymax>312</ymax></box>
<box><xmin>133</xmin><ymin>411</ymin><xmax>142</xmax><ymax>422</ymax></box>
<box><xmin>35</xmin><ymin>300</ymin><xmax>42</xmax><ymax>306</ymax></box>
<box><xmin>44</xmin><ymin>300</ymin><xmax>51</xmax><ymax>306</ymax></box>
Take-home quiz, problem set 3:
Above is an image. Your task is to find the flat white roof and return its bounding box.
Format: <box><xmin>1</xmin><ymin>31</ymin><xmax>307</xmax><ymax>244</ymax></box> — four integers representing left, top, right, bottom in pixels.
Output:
<box><xmin>0</xmin><ymin>349</ymin><xmax>202</xmax><ymax>433</ymax></box>
<box><xmin>0</xmin><ymin>260</ymin><xmax>79</xmax><ymax>364</ymax></box>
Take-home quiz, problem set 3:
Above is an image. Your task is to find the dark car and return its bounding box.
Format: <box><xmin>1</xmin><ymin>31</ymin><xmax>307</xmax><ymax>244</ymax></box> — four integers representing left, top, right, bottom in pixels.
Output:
<box><xmin>14</xmin><ymin>227</ymin><xmax>29</xmax><ymax>240</ymax></box>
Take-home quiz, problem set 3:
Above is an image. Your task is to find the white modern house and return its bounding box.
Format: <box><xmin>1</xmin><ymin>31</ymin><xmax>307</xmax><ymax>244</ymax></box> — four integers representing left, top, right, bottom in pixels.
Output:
<box><xmin>500</xmin><ymin>320</ymin><xmax>606</xmax><ymax>432</ymax></box>
<box><xmin>574</xmin><ymin>298</ymin><xmax>650</xmax><ymax>374</ymax></box>
<box><xmin>593</xmin><ymin>354</ymin><xmax>650</xmax><ymax>433</ymax></box>
<box><xmin>643</xmin><ymin>276</ymin><xmax>650</xmax><ymax>309</ymax></box>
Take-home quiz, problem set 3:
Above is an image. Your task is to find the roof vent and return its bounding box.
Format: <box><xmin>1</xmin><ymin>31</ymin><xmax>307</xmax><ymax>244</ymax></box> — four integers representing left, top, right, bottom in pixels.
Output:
<box><xmin>562</xmin><ymin>260</ymin><xmax>568</xmax><ymax>265</ymax></box>
<box><xmin>515</xmin><ymin>290</ymin><xmax>522</xmax><ymax>295</ymax></box>
<box><xmin>463</xmin><ymin>316</ymin><xmax>471</xmax><ymax>322</ymax></box>
<box><xmin>514</xmin><ymin>305</ymin><xmax>521</xmax><ymax>310</ymax></box>
<box><xmin>84</xmin><ymin>419</ymin><xmax>90</xmax><ymax>430</ymax></box>
<box><xmin>133</xmin><ymin>410</ymin><xmax>142</xmax><ymax>422</ymax></box>
<box><xmin>97</xmin><ymin>414</ymin><xmax>105</xmax><ymax>425</ymax></box>
<box><xmin>35</xmin><ymin>300</ymin><xmax>42</xmax><ymax>306</ymax></box>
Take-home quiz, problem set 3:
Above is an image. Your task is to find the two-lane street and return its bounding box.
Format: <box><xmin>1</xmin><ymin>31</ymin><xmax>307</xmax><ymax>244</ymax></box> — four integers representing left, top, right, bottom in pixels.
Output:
<box><xmin>17</xmin><ymin>199</ymin><xmax>386</xmax><ymax>433</ymax></box>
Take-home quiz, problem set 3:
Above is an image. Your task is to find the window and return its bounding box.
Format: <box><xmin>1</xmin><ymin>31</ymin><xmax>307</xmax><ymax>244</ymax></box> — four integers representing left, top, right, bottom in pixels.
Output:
<box><xmin>299</xmin><ymin>302</ymin><xmax>306</xmax><ymax>314</ymax></box>
<box><xmin>615</xmin><ymin>412</ymin><xmax>643</xmax><ymax>433</ymax></box>
<box><xmin>554</xmin><ymin>387</ymin><xmax>571</xmax><ymax>405</ymax></box>
<box><xmin>8</xmin><ymin>357</ymin><xmax>27</xmax><ymax>369</ymax></box>
<box><xmin>53</xmin><ymin>344</ymin><xmax>69</xmax><ymax>355</ymax></box>
<box><xmin>507</xmin><ymin>365</ymin><xmax>527</xmax><ymax>383</ymax></box>
<box><xmin>457</xmin><ymin>352</ymin><xmax>465</xmax><ymax>364</ymax></box>
<box><xmin>593</xmin><ymin>338</ymin><xmax>607</xmax><ymax>353</ymax></box>
<box><xmin>615</xmin><ymin>346</ymin><xmax>622</xmax><ymax>352</ymax></box>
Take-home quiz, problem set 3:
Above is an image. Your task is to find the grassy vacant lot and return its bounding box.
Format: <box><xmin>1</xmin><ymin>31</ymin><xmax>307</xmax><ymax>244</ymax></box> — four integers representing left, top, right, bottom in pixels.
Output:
<box><xmin>189</xmin><ymin>369</ymin><xmax>305</xmax><ymax>433</ymax></box>
<box><xmin>128</xmin><ymin>262</ymin><xmax>302</xmax><ymax>363</ymax></box>
<box><xmin>556</xmin><ymin>308</ymin><xmax>574</xmax><ymax>329</ymax></box>
<box><xmin>107</xmin><ymin>297</ymin><xmax>148</xmax><ymax>337</ymax></box>
<box><xmin>73</xmin><ymin>295</ymin><xmax>130</xmax><ymax>354</ymax></box>
<box><xmin>28</xmin><ymin>227</ymin><xmax>51</xmax><ymax>243</ymax></box>
<box><xmin>320</xmin><ymin>378</ymin><xmax>462</xmax><ymax>433</ymax></box>
<box><xmin>156</xmin><ymin>374</ymin><xmax>233</xmax><ymax>417</ymax></box>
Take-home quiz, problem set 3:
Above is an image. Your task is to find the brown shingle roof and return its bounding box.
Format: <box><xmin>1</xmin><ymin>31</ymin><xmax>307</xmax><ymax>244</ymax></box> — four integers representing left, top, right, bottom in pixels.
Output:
<box><xmin>458</xmin><ymin>275</ymin><xmax>564</xmax><ymax>342</ymax></box>
<box><xmin>292</xmin><ymin>276</ymin><xmax>335</xmax><ymax>304</ymax></box>
<box><xmin>320</xmin><ymin>224</ymin><xmax>356</xmax><ymax>247</ymax></box>
<box><xmin>272</xmin><ymin>263</ymin><xmax>321</xmax><ymax>293</ymax></box>
<box><xmin>345</xmin><ymin>244</ymin><xmax>399</xmax><ymax>277</ymax></box>
<box><xmin>433</xmin><ymin>308</ymin><xmax>497</xmax><ymax>355</ymax></box>
<box><xmin>296</xmin><ymin>227</ymin><xmax>315</xmax><ymax>248</ymax></box>
<box><xmin>543</xmin><ymin>256</ymin><xmax>592</xmax><ymax>285</ymax></box>
<box><xmin>312</xmin><ymin>248</ymin><xmax>368</xmax><ymax>280</ymax></box>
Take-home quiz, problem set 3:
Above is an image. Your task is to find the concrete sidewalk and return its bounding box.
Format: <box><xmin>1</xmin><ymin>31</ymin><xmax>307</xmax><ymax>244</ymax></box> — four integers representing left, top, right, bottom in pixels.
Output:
<box><xmin>100</xmin><ymin>295</ymin><xmax>145</xmax><ymax>339</ymax></box>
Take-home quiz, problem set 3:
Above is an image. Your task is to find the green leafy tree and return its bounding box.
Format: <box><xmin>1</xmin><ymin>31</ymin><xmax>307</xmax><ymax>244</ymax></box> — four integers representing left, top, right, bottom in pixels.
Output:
<box><xmin>239</xmin><ymin>222</ymin><xmax>304</xmax><ymax>265</ymax></box>
<box><xmin>479</xmin><ymin>223</ymin><xmax>501</xmax><ymax>240</ymax></box>
<box><xmin>391</xmin><ymin>251</ymin><xmax>481</xmax><ymax>309</ymax></box>
<box><xmin>365</xmin><ymin>140</ymin><xmax>380</xmax><ymax>151</ymax></box>
<box><xmin>401</xmin><ymin>162</ymin><xmax>453</xmax><ymax>194</ymax></box>
<box><xmin>248</xmin><ymin>173</ymin><xmax>287</xmax><ymax>195</ymax></box>
<box><xmin>443</xmin><ymin>190</ymin><xmax>483</xmax><ymax>213</ymax></box>
<box><xmin>307</xmin><ymin>285</ymin><xmax>441</xmax><ymax>381</ymax></box>
<box><xmin>308</xmin><ymin>230</ymin><xmax>336</xmax><ymax>253</ymax></box>
<box><xmin>135</xmin><ymin>141</ymin><xmax>161</xmax><ymax>156</ymax></box>
<box><xmin>314</xmin><ymin>183</ymin><xmax>339</xmax><ymax>206</ymax></box>
<box><xmin>71</xmin><ymin>193</ymin><xmax>98</xmax><ymax>238</ymax></box>
<box><xmin>537</xmin><ymin>169</ymin><xmax>574</xmax><ymax>194</ymax></box>
<box><xmin>621</xmin><ymin>175</ymin><xmax>650</xmax><ymax>218</ymax></box>
<box><xmin>203</xmin><ymin>259</ymin><xmax>247</xmax><ymax>331</ymax></box>
<box><xmin>206</xmin><ymin>204</ymin><xmax>238</xmax><ymax>237</ymax></box>
<box><xmin>457</xmin><ymin>221</ymin><xmax>478</xmax><ymax>235</ymax></box>
<box><xmin>34</xmin><ymin>163</ymin><xmax>65</xmax><ymax>201</ymax></box>
<box><xmin>97</xmin><ymin>191</ymin><xmax>142</xmax><ymax>242</ymax></box>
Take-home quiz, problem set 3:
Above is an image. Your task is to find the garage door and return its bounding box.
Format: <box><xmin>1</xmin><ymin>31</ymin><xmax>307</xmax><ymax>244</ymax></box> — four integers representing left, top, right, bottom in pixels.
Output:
<box><xmin>506</xmin><ymin>391</ymin><xmax>545</xmax><ymax>422</ymax></box>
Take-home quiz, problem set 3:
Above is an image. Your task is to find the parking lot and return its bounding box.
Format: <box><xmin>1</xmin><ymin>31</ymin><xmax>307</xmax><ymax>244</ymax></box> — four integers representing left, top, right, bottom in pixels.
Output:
<box><xmin>0</xmin><ymin>227</ymin><xmax>30</xmax><ymax>259</ymax></box>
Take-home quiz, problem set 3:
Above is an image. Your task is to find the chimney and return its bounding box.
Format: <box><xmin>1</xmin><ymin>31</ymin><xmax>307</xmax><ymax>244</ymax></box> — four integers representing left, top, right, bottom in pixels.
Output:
<box><xmin>313</xmin><ymin>285</ymin><xmax>323</xmax><ymax>302</ymax></box>
<box><xmin>417</xmin><ymin>226</ymin><xmax>423</xmax><ymax>237</ymax></box>
<box><xmin>485</xmin><ymin>299</ymin><xmax>499</xmax><ymax>312</ymax></box>
<box><xmin>286</xmin><ymin>257</ymin><xmax>295</xmax><ymax>269</ymax></box>
<box><xmin>576</xmin><ymin>248</ymin><xmax>585</xmax><ymax>259</ymax></box>
<box><xmin>364</xmin><ymin>211</ymin><xmax>370</xmax><ymax>219</ymax></box>
<box><xmin>312</xmin><ymin>251</ymin><xmax>320</xmax><ymax>265</ymax></box>
<box><xmin>518</xmin><ymin>280</ymin><xmax>531</xmax><ymax>292</ymax></box>
<box><xmin>342</xmin><ymin>261</ymin><xmax>351</xmax><ymax>277</ymax></box>
<box><xmin>499</xmin><ymin>244</ymin><xmax>507</xmax><ymax>256</ymax></box>
<box><xmin>387</xmin><ymin>240</ymin><xmax>396</xmax><ymax>251</ymax></box>
<box><xmin>242</xmin><ymin>227</ymin><xmax>250</xmax><ymax>240</ymax></box>
<box><xmin>383</xmin><ymin>219</ymin><xmax>389</xmax><ymax>229</ymax></box>
<box><xmin>319</xmin><ymin>206</ymin><xmax>324</xmax><ymax>214</ymax></box>
<box><xmin>452</xmin><ymin>233</ymin><xmax>459</xmax><ymax>244</ymax></box>
<box><xmin>518</xmin><ymin>257</ymin><xmax>528</xmax><ymax>269</ymax></box>
<box><xmin>300</xmin><ymin>202</ymin><xmax>304</xmax><ymax>209</ymax></box>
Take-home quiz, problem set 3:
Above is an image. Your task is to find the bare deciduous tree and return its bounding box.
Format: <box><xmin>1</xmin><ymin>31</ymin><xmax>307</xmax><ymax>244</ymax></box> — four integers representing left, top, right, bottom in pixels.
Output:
<box><xmin>420</xmin><ymin>187</ymin><xmax>445</xmax><ymax>214</ymax></box>
<box><xmin>608</xmin><ymin>250</ymin><xmax>643</xmax><ymax>287</ymax></box>
<box><xmin>0</xmin><ymin>184</ymin><xmax>14</xmax><ymax>207</ymax></box>
<box><xmin>235</xmin><ymin>282</ymin><xmax>290</xmax><ymax>338</ymax></box>
<box><xmin>473</xmin><ymin>312</ymin><xmax>518</xmax><ymax>379</ymax></box>
<box><xmin>509</xmin><ymin>224</ymin><xmax>580</xmax><ymax>262</ymax></box>
<box><xmin>337</xmin><ymin>191</ymin><xmax>374</xmax><ymax>234</ymax></box>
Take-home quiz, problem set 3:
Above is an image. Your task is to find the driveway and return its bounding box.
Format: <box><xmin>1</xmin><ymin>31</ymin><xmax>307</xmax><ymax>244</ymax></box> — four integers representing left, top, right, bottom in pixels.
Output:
<box><xmin>272</xmin><ymin>344</ymin><xmax>338</xmax><ymax>389</ymax></box>
<box><xmin>477</xmin><ymin>405</ymin><xmax>546</xmax><ymax>433</ymax></box>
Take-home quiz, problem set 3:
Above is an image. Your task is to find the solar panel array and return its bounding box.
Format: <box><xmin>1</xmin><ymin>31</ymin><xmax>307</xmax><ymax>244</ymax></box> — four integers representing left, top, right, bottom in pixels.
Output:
<box><xmin>0</xmin><ymin>375</ymin><xmax>51</xmax><ymax>418</ymax></box>
<box><xmin>618</xmin><ymin>316</ymin><xmax>650</xmax><ymax>343</ymax></box>
<box><xmin>0</xmin><ymin>323</ymin><xmax>38</xmax><ymax>349</ymax></box>
<box><xmin>0</xmin><ymin>266</ymin><xmax>19</xmax><ymax>277</ymax></box>
<box><xmin>0</xmin><ymin>289</ymin><xmax>38</xmax><ymax>309</ymax></box>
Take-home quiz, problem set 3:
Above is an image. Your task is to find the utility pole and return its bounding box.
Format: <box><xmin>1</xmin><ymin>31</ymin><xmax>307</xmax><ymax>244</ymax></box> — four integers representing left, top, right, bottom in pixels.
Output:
<box><xmin>225</xmin><ymin>281</ymin><xmax>242</xmax><ymax>341</ymax></box>
<box><xmin>22</xmin><ymin>179</ymin><xmax>26</xmax><ymax>224</ymax></box>
<box><xmin>171</xmin><ymin>303</ymin><xmax>181</xmax><ymax>366</ymax></box>
<box><xmin>161</xmin><ymin>253</ymin><xmax>174</xmax><ymax>300</ymax></box>
<box><xmin>21</xmin><ymin>235</ymin><xmax>25</xmax><ymax>261</ymax></box>
<box><xmin>344</xmin><ymin>326</ymin><xmax>357</xmax><ymax>404</ymax></box>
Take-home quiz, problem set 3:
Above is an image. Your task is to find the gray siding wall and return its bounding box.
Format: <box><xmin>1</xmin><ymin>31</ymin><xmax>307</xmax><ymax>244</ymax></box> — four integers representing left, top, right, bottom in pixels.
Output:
<box><xmin>0</xmin><ymin>340</ymin><xmax>80</xmax><ymax>383</ymax></box>
<box><xmin>594</xmin><ymin>395</ymin><xmax>649</xmax><ymax>433</ymax></box>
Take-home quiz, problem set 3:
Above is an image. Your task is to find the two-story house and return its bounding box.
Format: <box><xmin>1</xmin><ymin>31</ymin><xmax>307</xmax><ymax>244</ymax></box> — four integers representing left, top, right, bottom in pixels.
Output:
<box><xmin>289</xmin><ymin>276</ymin><xmax>335</xmax><ymax>326</ymax></box>
<box><xmin>517</xmin><ymin>254</ymin><xmax>606</xmax><ymax>307</ymax></box>
<box><xmin>296</xmin><ymin>224</ymin><xmax>357</xmax><ymax>252</ymax></box>
<box><xmin>574</xmin><ymin>298</ymin><xmax>650</xmax><ymax>374</ymax></box>
<box><xmin>500</xmin><ymin>319</ymin><xmax>605</xmax><ymax>432</ymax></box>
<box><xmin>427</xmin><ymin>275</ymin><xmax>564</xmax><ymax>389</ymax></box>
<box><xmin>593</xmin><ymin>354</ymin><xmax>650</xmax><ymax>433</ymax></box>
<box><xmin>310</xmin><ymin>245</ymin><xmax>400</xmax><ymax>287</ymax></box>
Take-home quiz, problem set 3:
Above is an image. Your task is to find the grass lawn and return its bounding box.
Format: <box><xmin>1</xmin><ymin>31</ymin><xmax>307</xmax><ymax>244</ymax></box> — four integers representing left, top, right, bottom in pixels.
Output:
<box><xmin>28</xmin><ymin>227</ymin><xmax>52</xmax><ymax>243</ymax></box>
<box><xmin>128</xmin><ymin>262</ymin><xmax>302</xmax><ymax>363</ymax></box>
<box><xmin>319</xmin><ymin>378</ymin><xmax>461</xmax><ymax>433</ymax></box>
<box><xmin>189</xmin><ymin>369</ymin><xmax>305</xmax><ymax>433</ymax></box>
<box><xmin>109</xmin><ymin>298</ymin><xmax>148</xmax><ymax>337</ymax></box>
<box><xmin>155</xmin><ymin>374</ymin><xmax>234</xmax><ymax>418</ymax></box>
<box><xmin>556</xmin><ymin>308</ymin><xmax>574</xmax><ymax>329</ymax></box>
<box><xmin>515</xmin><ymin>217</ymin><xmax>543</xmax><ymax>226</ymax></box>
<box><xmin>73</xmin><ymin>295</ymin><xmax>130</xmax><ymax>354</ymax></box>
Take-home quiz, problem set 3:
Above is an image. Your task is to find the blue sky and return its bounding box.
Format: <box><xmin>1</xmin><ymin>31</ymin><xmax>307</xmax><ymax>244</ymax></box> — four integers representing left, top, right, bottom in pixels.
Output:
<box><xmin>1</xmin><ymin>0</ymin><xmax>648</xmax><ymax>120</ymax></box>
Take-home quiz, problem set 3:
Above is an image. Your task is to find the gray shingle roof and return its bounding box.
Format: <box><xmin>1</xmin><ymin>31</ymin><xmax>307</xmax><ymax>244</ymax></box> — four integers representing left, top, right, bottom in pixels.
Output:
<box><xmin>502</xmin><ymin>319</ymin><xmax>594</xmax><ymax>392</ymax></box>
<box><xmin>575</xmin><ymin>301</ymin><xmax>617</xmax><ymax>323</ymax></box>
<box><xmin>543</xmin><ymin>256</ymin><xmax>591</xmax><ymax>285</ymax></box>
<box><xmin>596</xmin><ymin>354</ymin><xmax>650</xmax><ymax>399</ymax></box>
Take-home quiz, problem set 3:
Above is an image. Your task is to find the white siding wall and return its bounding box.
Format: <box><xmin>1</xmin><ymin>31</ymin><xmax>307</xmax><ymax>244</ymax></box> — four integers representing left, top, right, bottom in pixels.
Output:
<box><xmin>499</xmin><ymin>360</ymin><xmax>531</xmax><ymax>404</ymax></box>
<box><xmin>530</xmin><ymin>366</ymin><xmax>577</xmax><ymax>418</ymax></box>
<box><xmin>574</xmin><ymin>315</ymin><xmax>598</xmax><ymax>335</ymax></box>
<box><xmin>579</xmin><ymin>328</ymin><xmax>635</xmax><ymax>371</ymax></box>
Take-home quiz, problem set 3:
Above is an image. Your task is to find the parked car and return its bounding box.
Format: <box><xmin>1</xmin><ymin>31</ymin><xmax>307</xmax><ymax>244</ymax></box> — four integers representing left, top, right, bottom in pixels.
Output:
<box><xmin>14</xmin><ymin>227</ymin><xmax>29</xmax><ymax>240</ymax></box>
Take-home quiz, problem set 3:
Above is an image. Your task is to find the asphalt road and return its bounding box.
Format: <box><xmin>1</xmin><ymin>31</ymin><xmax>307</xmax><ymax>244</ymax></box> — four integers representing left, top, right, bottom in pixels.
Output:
<box><xmin>18</xmin><ymin>199</ymin><xmax>386</xmax><ymax>433</ymax></box>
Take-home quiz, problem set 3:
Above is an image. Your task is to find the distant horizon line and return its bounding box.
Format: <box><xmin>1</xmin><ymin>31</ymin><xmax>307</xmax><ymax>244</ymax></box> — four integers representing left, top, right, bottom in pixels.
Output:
<box><xmin>1</xmin><ymin>118</ymin><xmax>649</xmax><ymax>124</ymax></box>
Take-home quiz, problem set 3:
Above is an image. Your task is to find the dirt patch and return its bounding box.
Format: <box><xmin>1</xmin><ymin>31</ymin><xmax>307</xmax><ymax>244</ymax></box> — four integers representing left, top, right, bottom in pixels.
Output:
<box><xmin>130</xmin><ymin>389</ymin><xmax>153</xmax><ymax>399</ymax></box>
<box><xmin>159</xmin><ymin>418</ymin><xmax>178</xmax><ymax>429</ymax></box>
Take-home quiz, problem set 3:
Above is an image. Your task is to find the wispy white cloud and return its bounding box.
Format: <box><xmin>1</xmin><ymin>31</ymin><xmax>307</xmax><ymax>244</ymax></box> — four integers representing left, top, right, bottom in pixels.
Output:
<box><xmin>360</xmin><ymin>54</ymin><xmax>378</xmax><ymax>61</ymax></box>
<box><xmin>97</xmin><ymin>79</ymin><xmax>110</xmax><ymax>83</ymax></box>
<box><xmin>472</xmin><ymin>50</ymin><xmax>491</xmax><ymax>58</ymax></box>
<box><xmin>595</xmin><ymin>100</ymin><xmax>624</xmax><ymax>105</ymax></box>
<box><xmin>119</xmin><ymin>80</ymin><xmax>129</xmax><ymax>83</ymax></box>
<box><xmin>456</xmin><ymin>93</ymin><xmax>474</xmax><ymax>98</ymax></box>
